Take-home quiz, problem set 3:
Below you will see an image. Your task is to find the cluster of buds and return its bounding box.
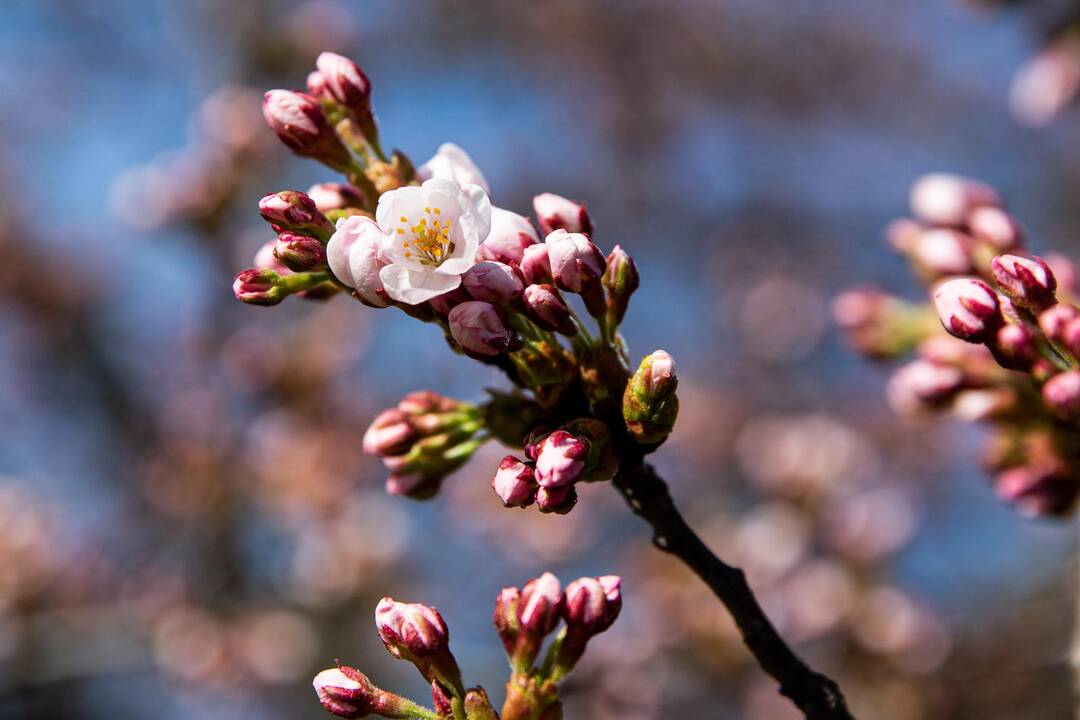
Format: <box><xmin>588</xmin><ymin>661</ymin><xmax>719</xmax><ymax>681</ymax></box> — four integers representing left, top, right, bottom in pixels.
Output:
<box><xmin>836</xmin><ymin>173</ymin><xmax>1080</xmax><ymax>516</ymax></box>
<box><xmin>237</xmin><ymin>50</ymin><xmax>680</xmax><ymax>513</ymax></box>
<box><xmin>362</xmin><ymin>392</ymin><xmax>486</xmax><ymax>500</ymax></box>
<box><xmin>313</xmin><ymin>572</ymin><xmax>621</xmax><ymax>720</ymax></box>
<box><xmin>494</xmin><ymin>572</ymin><xmax>622</xmax><ymax>720</ymax></box>
<box><xmin>492</xmin><ymin>418</ymin><xmax>618</xmax><ymax>514</ymax></box>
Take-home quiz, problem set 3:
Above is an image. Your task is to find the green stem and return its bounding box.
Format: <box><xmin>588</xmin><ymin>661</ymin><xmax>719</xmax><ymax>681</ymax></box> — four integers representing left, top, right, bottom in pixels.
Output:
<box><xmin>277</xmin><ymin>270</ymin><xmax>330</xmax><ymax>295</ymax></box>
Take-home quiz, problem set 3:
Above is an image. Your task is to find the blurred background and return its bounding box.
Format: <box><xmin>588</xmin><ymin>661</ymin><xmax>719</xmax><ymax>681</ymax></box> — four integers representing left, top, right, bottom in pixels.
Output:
<box><xmin>2</xmin><ymin>0</ymin><xmax>1080</xmax><ymax>718</ymax></box>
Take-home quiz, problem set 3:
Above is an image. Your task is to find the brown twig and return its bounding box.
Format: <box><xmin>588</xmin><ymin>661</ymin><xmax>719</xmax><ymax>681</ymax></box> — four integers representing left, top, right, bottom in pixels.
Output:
<box><xmin>611</xmin><ymin>458</ymin><xmax>855</xmax><ymax>720</ymax></box>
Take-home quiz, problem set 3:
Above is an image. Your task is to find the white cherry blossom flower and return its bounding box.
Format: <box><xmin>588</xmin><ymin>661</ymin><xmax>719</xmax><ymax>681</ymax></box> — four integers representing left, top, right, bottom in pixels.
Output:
<box><xmin>375</xmin><ymin>178</ymin><xmax>491</xmax><ymax>304</ymax></box>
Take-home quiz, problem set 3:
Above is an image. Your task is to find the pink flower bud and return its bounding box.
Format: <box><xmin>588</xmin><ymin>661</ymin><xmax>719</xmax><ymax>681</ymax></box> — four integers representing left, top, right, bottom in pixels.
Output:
<box><xmin>398</xmin><ymin>390</ymin><xmax>462</xmax><ymax>415</ymax></box>
<box><xmin>431</xmin><ymin>681</ymin><xmax>453</xmax><ymax>717</ymax></box>
<box><xmin>603</xmin><ymin>245</ymin><xmax>639</xmax><ymax>326</ymax></box>
<box><xmin>523</xmin><ymin>427</ymin><xmax>552</xmax><ymax>461</ymax></box>
<box><xmin>448</xmin><ymin>301</ymin><xmax>518</xmax><ymax>356</ymax></box>
<box><xmin>492</xmin><ymin>456</ymin><xmax>537</xmax><ymax>508</ymax></box>
<box><xmin>518</xmin><ymin>573</ymin><xmax>564</xmax><ymax>636</ymax></box>
<box><xmin>1043</xmin><ymin>370</ymin><xmax>1080</xmax><ymax>419</ymax></box>
<box><xmin>909</xmin><ymin>228</ymin><xmax>973</xmax><ymax>277</ymax></box>
<box><xmin>476</xmin><ymin>207</ymin><xmax>540</xmax><ymax>265</ymax></box>
<box><xmin>564</xmin><ymin>575</ymin><xmax>622</xmax><ymax>635</ymax></box>
<box><xmin>462</xmin><ymin>261</ymin><xmax>524</xmax><ymax>305</ymax></box>
<box><xmin>385</xmin><ymin>474</ymin><xmax>442</xmax><ymax>500</ymax></box>
<box><xmin>967</xmin><ymin>206</ymin><xmax>1023</xmax><ymax>251</ymax></box>
<box><xmin>1062</xmin><ymin>317</ymin><xmax>1080</xmax><ymax>358</ymax></box>
<box><xmin>494</xmin><ymin>586</ymin><xmax>521</xmax><ymax>654</ymax></box>
<box><xmin>886</xmin><ymin>360</ymin><xmax>965</xmax><ymax>415</ymax></box>
<box><xmin>262</xmin><ymin>90</ymin><xmax>352</xmax><ymax>171</ymax></box>
<box><xmin>533</xmin><ymin>193</ymin><xmax>593</xmax><ymax>235</ymax></box>
<box><xmin>233</xmin><ymin>268</ymin><xmax>282</xmax><ymax>306</ymax></box>
<box><xmin>313</xmin><ymin>667</ymin><xmax>376</xmax><ymax>718</ymax></box>
<box><xmin>544</xmin><ymin>229</ymin><xmax>605</xmax><ymax>293</ymax></box>
<box><xmin>991</xmin><ymin>254</ymin><xmax>1057</xmax><ymax>311</ymax></box>
<box><xmin>992</xmin><ymin>323</ymin><xmax>1038</xmax><ymax>370</ymax></box>
<box><xmin>1009</xmin><ymin>38</ymin><xmax>1080</xmax><ymax>127</ymax></box>
<box><xmin>520</xmin><ymin>243</ymin><xmax>553</xmax><ymax>285</ymax></box>
<box><xmin>932</xmin><ymin>278</ymin><xmax>1002</xmax><ymax>343</ymax></box>
<box><xmin>534</xmin><ymin>430</ymin><xmax>589</xmax><ymax>489</ymax></box>
<box><xmin>274</xmin><ymin>231</ymin><xmax>326</xmax><ymax>272</ymax></box>
<box><xmin>1038</xmin><ymin>303</ymin><xmax>1079</xmax><ymax>342</ymax></box>
<box><xmin>909</xmin><ymin>173</ymin><xmax>1000</xmax><ymax>226</ymax></box>
<box><xmin>536</xmin><ymin>484</ymin><xmax>578</xmax><ymax>514</ymax></box>
<box><xmin>522</xmin><ymin>284</ymin><xmax>575</xmax><ymax>335</ymax></box>
<box><xmin>307</xmin><ymin>182</ymin><xmax>365</xmax><ymax>213</ymax></box>
<box><xmin>363</xmin><ymin>409</ymin><xmax>417</xmax><ymax>457</ymax></box>
<box><xmin>315</xmin><ymin>52</ymin><xmax>373</xmax><ymax>116</ymax></box>
<box><xmin>259</xmin><ymin>190</ymin><xmax>335</xmax><ymax>239</ymax></box>
<box><xmin>375</xmin><ymin>598</ymin><xmax>450</xmax><ymax>660</ymax></box>
<box><xmin>994</xmin><ymin>463</ymin><xmax>1079</xmax><ymax>517</ymax></box>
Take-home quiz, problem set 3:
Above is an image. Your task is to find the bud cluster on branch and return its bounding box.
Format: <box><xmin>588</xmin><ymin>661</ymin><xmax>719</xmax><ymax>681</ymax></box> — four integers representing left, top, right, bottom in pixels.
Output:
<box><xmin>313</xmin><ymin>572</ymin><xmax>621</xmax><ymax>720</ymax></box>
<box><xmin>238</xmin><ymin>50</ymin><xmax>853</xmax><ymax>720</ymax></box>
<box><xmin>836</xmin><ymin>173</ymin><xmax>1080</xmax><ymax>516</ymax></box>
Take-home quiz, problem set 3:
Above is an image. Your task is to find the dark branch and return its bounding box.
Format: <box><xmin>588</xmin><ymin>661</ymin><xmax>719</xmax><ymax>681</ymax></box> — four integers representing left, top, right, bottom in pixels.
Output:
<box><xmin>612</xmin><ymin>459</ymin><xmax>855</xmax><ymax>720</ymax></box>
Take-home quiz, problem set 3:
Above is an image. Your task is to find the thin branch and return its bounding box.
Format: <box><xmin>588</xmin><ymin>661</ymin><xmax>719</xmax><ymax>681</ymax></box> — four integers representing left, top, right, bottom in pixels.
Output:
<box><xmin>612</xmin><ymin>459</ymin><xmax>855</xmax><ymax>720</ymax></box>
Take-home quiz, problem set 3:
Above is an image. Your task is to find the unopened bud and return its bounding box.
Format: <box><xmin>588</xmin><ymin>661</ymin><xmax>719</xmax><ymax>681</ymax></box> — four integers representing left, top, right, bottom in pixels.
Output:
<box><xmin>909</xmin><ymin>228</ymin><xmax>973</xmax><ymax>277</ymax></box>
<box><xmin>428</xmin><ymin>287</ymin><xmax>469</xmax><ymax>317</ymax></box>
<box><xmin>1043</xmin><ymin>370</ymin><xmax>1080</xmax><ymax>419</ymax></box>
<box><xmin>233</xmin><ymin>268</ymin><xmax>283</xmax><ymax>306</ymax></box>
<box><xmin>991</xmin><ymin>254</ymin><xmax>1057</xmax><ymax>311</ymax></box>
<box><xmin>518</xmin><ymin>573</ymin><xmax>564</xmax><ymax>637</ymax></box>
<box><xmin>886</xmin><ymin>360</ymin><xmax>964</xmax><ymax>415</ymax></box>
<box><xmin>992</xmin><ymin>323</ymin><xmax>1038</xmax><ymax>370</ymax></box>
<box><xmin>259</xmin><ymin>190</ymin><xmax>335</xmax><ymax>240</ymax></box>
<box><xmin>522</xmin><ymin>284</ymin><xmax>575</xmax><ymax>335</ymax></box>
<box><xmin>313</xmin><ymin>667</ymin><xmax>377</xmax><ymax>718</ymax></box>
<box><xmin>448</xmin><ymin>301</ymin><xmax>520</xmax><ymax>356</ymax></box>
<box><xmin>623</xmin><ymin>350</ymin><xmax>680</xmax><ymax>446</ymax></box>
<box><xmin>1038</xmin><ymin>303</ymin><xmax>1079</xmax><ymax>342</ymax></box>
<box><xmin>262</xmin><ymin>90</ymin><xmax>352</xmax><ymax>172</ymax></box>
<box><xmin>385</xmin><ymin>474</ymin><xmax>442</xmax><ymax>501</ymax></box>
<box><xmin>375</xmin><ymin>598</ymin><xmax>461</xmax><ymax>691</ymax></box>
<box><xmin>533</xmin><ymin>193</ymin><xmax>593</xmax><ymax>236</ymax></box>
<box><xmin>520</xmin><ymin>244</ymin><xmax>553</xmax><ymax>285</ymax></box>
<box><xmin>462</xmin><ymin>261</ymin><xmax>524</xmax><ymax>305</ymax></box>
<box><xmin>994</xmin><ymin>463</ymin><xmax>1079</xmax><ymax>517</ymax></box>
<box><xmin>306</xmin><ymin>70</ymin><xmax>330</xmax><ymax>100</ymax></box>
<box><xmin>932</xmin><ymin>278</ymin><xmax>1002</xmax><ymax>343</ymax></box>
<box><xmin>362</xmin><ymin>409</ymin><xmax>417</xmax><ymax>457</ymax></box>
<box><xmin>274</xmin><ymin>231</ymin><xmax>326</xmax><ymax>271</ymax></box>
<box><xmin>431</xmin><ymin>681</ymin><xmax>453</xmax><ymax>718</ymax></box>
<box><xmin>1062</xmin><ymin>317</ymin><xmax>1080</xmax><ymax>359</ymax></box>
<box><xmin>315</xmin><ymin>52</ymin><xmax>373</xmax><ymax>117</ymax></box>
<box><xmin>536</xmin><ymin>485</ymin><xmax>578</xmax><ymax>514</ymax></box>
<box><xmin>477</xmin><ymin>208</ymin><xmax>540</xmax><ymax>265</ymax></box>
<box><xmin>909</xmin><ymin>173</ymin><xmax>1000</xmax><ymax>226</ymax></box>
<box><xmin>494</xmin><ymin>587</ymin><xmax>521</xmax><ymax>656</ymax></box>
<box><xmin>602</xmin><ymin>245</ymin><xmax>639</xmax><ymax>327</ymax></box>
<box><xmin>564</xmin><ymin>575</ymin><xmax>622</xmax><ymax>635</ymax></box>
<box><xmin>492</xmin><ymin>456</ymin><xmax>538</xmax><ymax>508</ymax></box>
<box><xmin>545</xmin><ymin>230</ymin><xmax>605</xmax><ymax>294</ymax></box>
<box><xmin>534</xmin><ymin>431</ymin><xmax>589</xmax><ymax>489</ymax></box>
<box><xmin>967</xmin><ymin>205</ymin><xmax>1024</xmax><ymax>251</ymax></box>
<box><xmin>307</xmin><ymin>182</ymin><xmax>365</xmax><ymax>213</ymax></box>
<box><xmin>555</xmin><ymin>576</ymin><xmax>622</xmax><ymax>676</ymax></box>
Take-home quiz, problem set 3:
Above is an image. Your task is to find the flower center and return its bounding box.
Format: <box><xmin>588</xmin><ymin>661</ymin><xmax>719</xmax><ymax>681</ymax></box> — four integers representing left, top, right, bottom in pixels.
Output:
<box><xmin>396</xmin><ymin>206</ymin><xmax>456</xmax><ymax>266</ymax></box>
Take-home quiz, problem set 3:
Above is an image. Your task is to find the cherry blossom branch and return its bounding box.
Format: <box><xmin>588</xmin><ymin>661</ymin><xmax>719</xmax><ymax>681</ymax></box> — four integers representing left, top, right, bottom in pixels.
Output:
<box><xmin>612</xmin><ymin>457</ymin><xmax>855</xmax><ymax>720</ymax></box>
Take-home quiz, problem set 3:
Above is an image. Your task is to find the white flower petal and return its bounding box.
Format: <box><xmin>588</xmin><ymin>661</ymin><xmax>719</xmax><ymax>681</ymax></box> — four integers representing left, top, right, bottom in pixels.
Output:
<box><xmin>380</xmin><ymin>264</ymin><xmax>462</xmax><ymax>304</ymax></box>
<box><xmin>418</xmin><ymin>143</ymin><xmax>490</xmax><ymax>195</ymax></box>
